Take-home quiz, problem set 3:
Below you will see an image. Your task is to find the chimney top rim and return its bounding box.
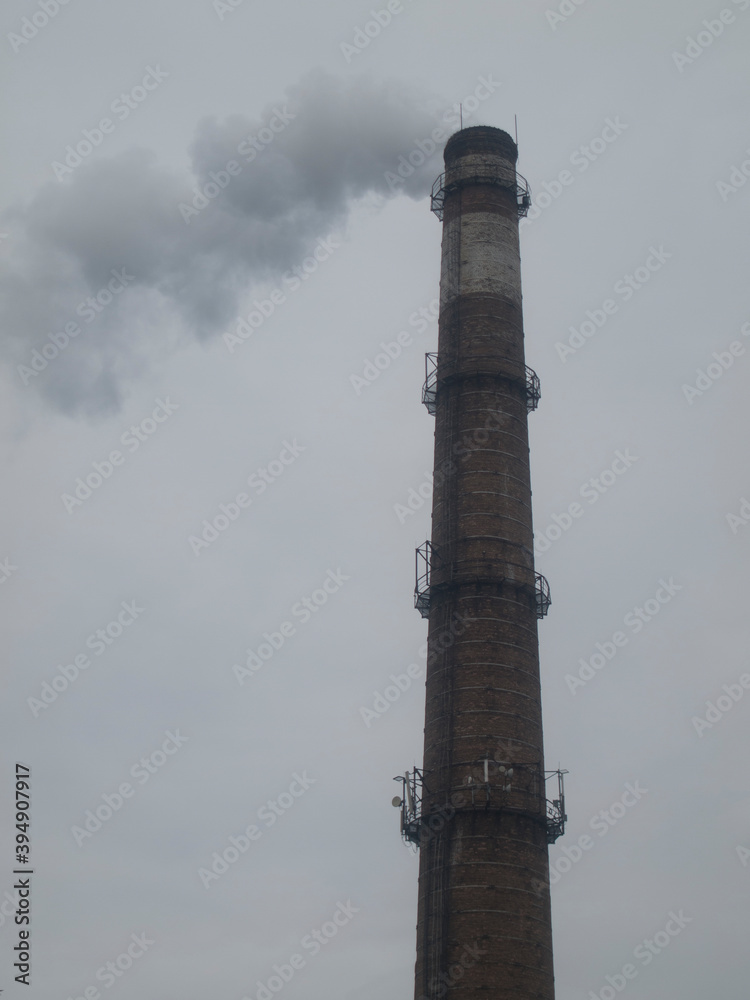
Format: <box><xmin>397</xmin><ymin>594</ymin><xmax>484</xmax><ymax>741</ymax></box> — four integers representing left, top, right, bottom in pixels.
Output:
<box><xmin>444</xmin><ymin>126</ymin><xmax>518</xmax><ymax>164</ymax></box>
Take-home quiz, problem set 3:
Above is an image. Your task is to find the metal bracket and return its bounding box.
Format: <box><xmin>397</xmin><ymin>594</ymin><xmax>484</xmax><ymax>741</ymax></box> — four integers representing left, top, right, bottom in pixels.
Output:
<box><xmin>535</xmin><ymin>573</ymin><xmax>551</xmax><ymax>618</ymax></box>
<box><xmin>414</xmin><ymin>542</ymin><xmax>435</xmax><ymax>618</ymax></box>
<box><xmin>545</xmin><ymin>770</ymin><xmax>568</xmax><ymax>843</ymax></box>
<box><xmin>393</xmin><ymin>769</ymin><xmax>424</xmax><ymax>846</ymax></box>
<box><xmin>422</xmin><ymin>353</ymin><xmax>438</xmax><ymax>414</ymax></box>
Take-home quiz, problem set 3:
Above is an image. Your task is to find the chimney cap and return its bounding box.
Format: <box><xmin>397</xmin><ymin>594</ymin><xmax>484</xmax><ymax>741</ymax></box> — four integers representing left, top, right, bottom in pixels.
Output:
<box><xmin>444</xmin><ymin>126</ymin><xmax>518</xmax><ymax>165</ymax></box>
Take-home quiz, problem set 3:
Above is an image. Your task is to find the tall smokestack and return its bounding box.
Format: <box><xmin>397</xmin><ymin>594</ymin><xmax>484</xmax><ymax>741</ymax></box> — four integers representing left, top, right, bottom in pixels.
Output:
<box><xmin>397</xmin><ymin>126</ymin><xmax>565</xmax><ymax>1000</ymax></box>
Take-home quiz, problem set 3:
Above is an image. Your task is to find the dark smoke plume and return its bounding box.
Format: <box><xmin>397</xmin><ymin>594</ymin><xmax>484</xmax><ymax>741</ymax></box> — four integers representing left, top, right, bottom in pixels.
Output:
<box><xmin>0</xmin><ymin>71</ymin><xmax>449</xmax><ymax>417</ymax></box>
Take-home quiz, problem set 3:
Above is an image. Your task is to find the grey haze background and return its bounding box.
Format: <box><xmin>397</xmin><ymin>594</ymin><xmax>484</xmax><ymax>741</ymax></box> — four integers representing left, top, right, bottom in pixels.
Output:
<box><xmin>1</xmin><ymin>0</ymin><xmax>749</xmax><ymax>998</ymax></box>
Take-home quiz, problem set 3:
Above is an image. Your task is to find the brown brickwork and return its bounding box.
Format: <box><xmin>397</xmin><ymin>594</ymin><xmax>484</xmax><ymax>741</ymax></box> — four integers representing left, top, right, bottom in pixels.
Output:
<box><xmin>414</xmin><ymin>127</ymin><xmax>555</xmax><ymax>1000</ymax></box>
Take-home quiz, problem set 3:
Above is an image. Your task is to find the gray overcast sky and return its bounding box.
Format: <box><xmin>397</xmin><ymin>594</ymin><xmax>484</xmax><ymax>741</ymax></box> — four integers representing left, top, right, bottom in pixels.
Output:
<box><xmin>1</xmin><ymin>0</ymin><xmax>750</xmax><ymax>998</ymax></box>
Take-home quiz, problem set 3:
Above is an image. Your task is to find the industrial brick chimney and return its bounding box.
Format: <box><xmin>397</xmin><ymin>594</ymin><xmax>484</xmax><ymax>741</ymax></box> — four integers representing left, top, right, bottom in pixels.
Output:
<box><xmin>396</xmin><ymin>126</ymin><xmax>565</xmax><ymax>1000</ymax></box>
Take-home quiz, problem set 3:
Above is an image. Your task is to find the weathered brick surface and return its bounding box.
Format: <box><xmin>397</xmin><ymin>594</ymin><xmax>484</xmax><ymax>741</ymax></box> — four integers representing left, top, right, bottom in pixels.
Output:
<box><xmin>415</xmin><ymin>127</ymin><xmax>554</xmax><ymax>1000</ymax></box>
